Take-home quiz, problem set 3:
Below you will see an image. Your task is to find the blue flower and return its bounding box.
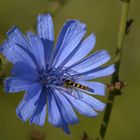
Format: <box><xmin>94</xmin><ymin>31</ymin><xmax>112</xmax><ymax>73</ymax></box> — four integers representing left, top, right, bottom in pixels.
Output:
<box><xmin>1</xmin><ymin>14</ymin><xmax>115</xmax><ymax>134</ymax></box>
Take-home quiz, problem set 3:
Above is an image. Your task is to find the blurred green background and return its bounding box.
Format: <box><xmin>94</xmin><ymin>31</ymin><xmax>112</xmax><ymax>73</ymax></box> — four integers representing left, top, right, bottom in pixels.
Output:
<box><xmin>0</xmin><ymin>0</ymin><xmax>140</xmax><ymax>140</ymax></box>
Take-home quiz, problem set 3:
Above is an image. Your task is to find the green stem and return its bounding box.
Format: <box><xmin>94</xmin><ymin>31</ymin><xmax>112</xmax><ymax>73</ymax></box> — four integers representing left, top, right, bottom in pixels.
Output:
<box><xmin>97</xmin><ymin>0</ymin><xmax>131</xmax><ymax>140</ymax></box>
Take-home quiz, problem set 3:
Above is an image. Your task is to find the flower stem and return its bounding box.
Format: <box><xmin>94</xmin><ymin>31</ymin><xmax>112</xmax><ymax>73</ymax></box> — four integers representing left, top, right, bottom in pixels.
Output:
<box><xmin>97</xmin><ymin>0</ymin><xmax>131</xmax><ymax>139</ymax></box>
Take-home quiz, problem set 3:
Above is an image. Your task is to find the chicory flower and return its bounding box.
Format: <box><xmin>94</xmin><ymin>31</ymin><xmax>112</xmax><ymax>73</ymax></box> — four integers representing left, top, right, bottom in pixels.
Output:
<box><xmin>0</xmin><ymin>14</ymin><xmax>115</xmax><ymax>134</ymax></box>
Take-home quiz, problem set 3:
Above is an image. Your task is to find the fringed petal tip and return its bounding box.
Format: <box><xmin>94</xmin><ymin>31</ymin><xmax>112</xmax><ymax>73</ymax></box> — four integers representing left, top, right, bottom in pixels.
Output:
<box><xmin>4</xmin><ymin>78</ymin><xmax>12</xmax><ymax>93</ymax></box>
<box><xmin>112</xmin><ymin>64</ymin><xmax>116</xmax><ymax>73</ymax></box>
<box><xmin>65</xmin><ymin>19</ymin><xmax>86</xmax><ymax>27</ymax></box>
<box><xmin>4</xmin><ymin>79</ymin><xmax>8</xmax><ymax>93</ymax></box>
<box><xmin>16</xmin><ymin>102</ymin><xmax>29</xmax><ymax>123</ymax></box>
<box><xmin>6</xmin><ymin>25</ymin><xmax>18</xmax><ymax>38</ymax></box>
<box><xmin>102</xmin><ymin>103</ymin><xmax>106</xmax><ymax>111</ymax></box>
<box><xmin>29</xmin><ymin>119</ymin><xmax>45</xmax><ymax>127</ymax></box>
<box><xmin>62</xmin><ymin>124</ymin><xmax>71</xmax><ymax>135</ymax></box>
<box><xmin>37</xmin><ymin>13</ymin><xmax>52</xmax><ymax>21</ymax></box>
<box><xmin>16</xmin><ymin>108</ymin><xmax>25</xmax><ymax>122</ymax></box>
<box><xmin>37</xmin><ymin>13</ymin><xmax>54</xmax><ymax>41</ymax></box>
<box><xmin>0</xmin><ymin>39</ymin><xmax>10</xmax><ymax>54</ymax></box>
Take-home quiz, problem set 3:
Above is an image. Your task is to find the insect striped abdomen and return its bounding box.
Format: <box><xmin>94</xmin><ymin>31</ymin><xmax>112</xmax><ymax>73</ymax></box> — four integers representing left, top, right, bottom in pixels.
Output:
<box><xmin>64</xmin><ymin>80</ymin><xmax>89</xmax><ymax>90</ymax></box>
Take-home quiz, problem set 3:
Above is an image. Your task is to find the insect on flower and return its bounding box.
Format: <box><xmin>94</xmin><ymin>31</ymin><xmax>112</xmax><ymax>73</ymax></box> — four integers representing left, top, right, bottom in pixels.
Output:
<box><xmin>63</xmin><ymin>79</ymin><xmax>94</xmax><ymax>92</ymax></box>
<box><xmin>0</xmin><ymin>13</ymin><xmax>115</xmax><ymax>134</ymax></box>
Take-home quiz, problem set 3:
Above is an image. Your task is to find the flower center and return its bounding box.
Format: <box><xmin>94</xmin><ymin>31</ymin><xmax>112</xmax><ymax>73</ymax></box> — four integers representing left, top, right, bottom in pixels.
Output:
<box><xmin>39</xmin><ymin>68</ymin><xmax>64</xmax><ymax>87</ymax></box>
<box><xmin>38</xmin><ymin>67</ymin><xmax>79</xmax><ymax>88</ymax></box>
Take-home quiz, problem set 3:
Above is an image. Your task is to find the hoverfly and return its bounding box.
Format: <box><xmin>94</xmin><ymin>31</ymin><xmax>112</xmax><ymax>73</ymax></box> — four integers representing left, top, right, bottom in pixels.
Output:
<box><xmin>63</xmin><ymin>79</ymin><xmax>94</xmax><ymax>97</ymax></box>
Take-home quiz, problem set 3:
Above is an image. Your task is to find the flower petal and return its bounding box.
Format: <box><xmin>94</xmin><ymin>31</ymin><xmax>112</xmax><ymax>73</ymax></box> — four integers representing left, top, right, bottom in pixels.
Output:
<box><xmin>54</xmin><ymin>89</ymin><xmax>79</xmax><ymax>124</ymax></box>
<box><xmin>47</xmin><ymin>88</ymin><xmax>70</xmax><ymax>134</ymax></box>
<box><xmin>37</xmin><ymin>14</ymin><xmax>54</xmax><ymax>41</ymax></box>
<box><xmin>30</xmin><ymin>88</ymin><xmax>47</xmax><ymax>126</ymax></box>
<box><xmin>79</xmin><ymin>65</ymin><xmax>115</xmax><ymax>81</ymax></box>
<box><xmin>69</xmin><ymin>50</ymin><xmax>110</xmax><ymax>73</ymax></box>
<box><xmin>75</xmin><ymin>91</ymin><xmax>106</xmax><ymax>111</ymax></box>
<box><xmin>61</xmin><ymin>121</ymin><xmax>70</xmax><ymax>135</ymax></box>
<box><xmin>52</xmin><ymin>20</ymin><xmax>86</xmax><ymax>68</ymax></box>
<box><xmin>4</xmin><ymin>77</ymin><xmax>38</xmax><ymax>93</ymax></box>
<box><xmin>1</xmin><ymin>40</ymin><xmax>37</xmax><ymax>69</ymax></box>
<box><xmin>78</xmin><ymin>81</ymin><xmax>106</xmax><ymax>96</ymax></box>
<box><xmin>11</xmin><ymin>62</ymin><xmax>39</xmax><ymax>81</ymax></box>
<box><xmin>6</xmin><ymin>26</ymin><xmax>30</xmax><ymax>49</ymax></box>
<box><xmin>16</xmin><ymin>83</ymin><xmax>42</xmax><ymax>121</ymax></box>
<box><xmin>63</xmin><ymin>91</ymin><xmax>98</xmax><ymax>117</ymax></box>
<box><xmin>47</xmin><ymin>90</ymin><xmax>62</xmax><ymax>127</ymax></box>
<box><xmin>27</xmin><ymin>33</ymin><xmax>46</xmax><ymax>68</ymax></box>
<box><xmin>64</xmin><ymin>34</ymin><xmax>96</xmax><ymax>68</ymax></box>
<box><xmin>37</xmin><ymin>14</ymin><xmax>54</xmax><ymax>64</ymax></box>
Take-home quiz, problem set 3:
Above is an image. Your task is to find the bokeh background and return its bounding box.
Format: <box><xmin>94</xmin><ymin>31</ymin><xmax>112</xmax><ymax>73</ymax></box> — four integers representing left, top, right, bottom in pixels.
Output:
<box><xmin>0</xmin><ymin>0</ymin><xmax>140</xmax><ymax>140</ymax></box>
